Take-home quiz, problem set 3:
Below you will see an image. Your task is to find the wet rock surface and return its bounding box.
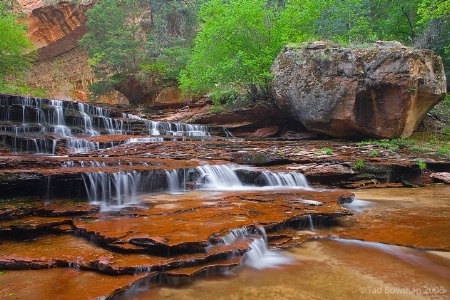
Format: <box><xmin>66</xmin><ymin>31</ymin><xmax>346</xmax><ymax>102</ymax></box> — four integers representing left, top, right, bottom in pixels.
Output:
<box><xmin>1</xmin><ymin>95</ymin><xmax>450</xmax><ymax>299</ymax></box>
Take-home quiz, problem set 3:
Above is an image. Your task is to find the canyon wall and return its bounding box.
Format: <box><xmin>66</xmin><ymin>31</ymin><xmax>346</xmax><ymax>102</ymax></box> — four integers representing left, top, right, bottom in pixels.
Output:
<box><xmin>19</xmin><ymin>0</ymin><xmax>126</xmax><ymax>103</ymax></box>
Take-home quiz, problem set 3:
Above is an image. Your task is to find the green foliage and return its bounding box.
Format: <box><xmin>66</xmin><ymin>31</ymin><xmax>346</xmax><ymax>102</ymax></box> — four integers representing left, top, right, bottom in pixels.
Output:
<box><xmin>276</xmin><ymin>0</ymin><xmax>323</xmax><ymax>44</ymax></box>
<box><xmin>370</xmin><ymin>149</ymin><xmax>379</xmax><ymax>156</ymax></box>
<box><xmin>179</xmin><ymin>0</ymin><xmax>287</xmax><ymax>99</ymax></box>
<box><xmin>321</xmin><ymin>147</ymin><xmax>333</xmax><ymax>155</ymax></box>
<box><xmin>357</xmin><ymin>138</ymin><xmax>415</xmax><ymax>152</ymax></box>
<box><xmin>416</xmin><ymin>0</ymin><xmax>450</xmax><ymax>89</ymax></box>
<box><xmin>145</xmin><ymin>0</ymin><xmax>202</xmax><ymax>80</ymax></box>
<box><xmin>353</xmin><ymin>160</ymin><xmax>366</xmax><ymax>171</ymax></box>
<box><xmin>78</xmin><ymin>0</ymin><xmax>449</xmax><ymax>105</ymax></box>
<box><xmin>79</xmin><ymin>0</ymin><xmax>147</xmax><ymax>75</ymax></box>
<box><xmin>416</xmin><ymin>160</ymin><xmax>427</xmax><ymax>170</ymax></box>
<box><xmin>358</xmin><ymin>136</ymin><xmax>450</xmax><ymax>157</ymax></box>
<box><xmin>418</xmin><ymin>0</ymin><xmax>450</xmax><ymax>22</ymax></box>
<box><xmin>0</xmin><ymin>4</ymin><xmax>37</xmax><ymax>95</ymax></box>
<box><xmin>80</xmin><ymin>0</ymin><xmax>202</xmax><ymax>97</ymax></box>
<box><xmin>438</xmin><ymin>145</ymin><xmax>450</xmax><ymax>156</ymax></box>
<box><xmin>370</xmin><ymin>0</ymin><xmax>422</xmax><ymax>44</ymax></box>
<box><xmin>0</xmin><ymin>81</ymin><xmax>48</xmax><ymax>98</ymax></box>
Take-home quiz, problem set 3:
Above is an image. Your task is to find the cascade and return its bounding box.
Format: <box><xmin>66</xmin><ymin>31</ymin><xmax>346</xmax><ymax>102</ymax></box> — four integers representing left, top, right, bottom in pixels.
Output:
<box><xmin>243</xmin><ymin>237</ymin><xmax>294</xmax><ymax>269</ymax></box>
<box><xmin>165</xmin><ymin>169</ymin><xmax>183</xmax><ymax>194</ymax></box>
<box><xmin>82</xmin><ymin>169</ymin><xmax>173</xmax><ymax>209</ymax></box>
<box><xmin>261</xmin><ymin>171</ymin><xmax>310</xmax><ymax>189</ymax></box>
<box><xmin>220</xmin><ymin>226</ymin><xmax>293</xmax><ymax>269</ymax></box>
<box><xmin>80</xmin><ymin>164</ymin><xmax>311</xmax><ymax>210</ymax></box>
<box><xmin>48</xmin><ymin>100</ymin><xmax>72</xmax><ymax>137</ymax></box>
<box><xmin>66</xmin><ymin>139</ymin><xmax>100</xmax><ymax>153</ymax></box>
<box><xmin>305</xmin><ymin>215</ymin><xmax>315</xmax><ymax>231</ymax></box>
<box><xmin>195</xmin><ymin>164</ymin><xmax>243</xmax><ymax>189</ymax></box>
<box><xmin>0</xmin><ymin>94</ymin><xmax>228</xmax><ymax>154</ymax></box>
<box><xmin>77</xmin><ymin>103</ymin><xmax>100</xmax><ymax>136</ymax></box>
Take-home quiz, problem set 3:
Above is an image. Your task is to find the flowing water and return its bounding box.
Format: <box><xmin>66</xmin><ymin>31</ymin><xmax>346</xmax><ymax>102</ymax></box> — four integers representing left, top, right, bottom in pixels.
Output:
<box><xmin>0</xmin><ymin>95</ymin><xmax>228</xmax><ymax>155</ymax></box>
<box><xmin>1</xmin><ymin>95</ymin><xmax>449</xmax><ymax>299</ymax></box>
<box><xmin>119</xmin><ymin>185</ymin><xmax>450</xmax><ymax>300</ymax></box>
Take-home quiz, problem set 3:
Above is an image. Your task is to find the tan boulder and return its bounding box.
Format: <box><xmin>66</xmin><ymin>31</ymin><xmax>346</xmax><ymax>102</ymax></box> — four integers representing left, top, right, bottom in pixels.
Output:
<box><xmin>271</xmin><ymin>41</ymin><xmax>447</xmax><ymax>138</ymax></box>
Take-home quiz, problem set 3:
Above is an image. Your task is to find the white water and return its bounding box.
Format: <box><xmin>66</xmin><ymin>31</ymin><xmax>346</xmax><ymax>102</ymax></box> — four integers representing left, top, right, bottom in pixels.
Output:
<box><xmin>261</xmin><ymin>171</ymin><xmax>310</xmax><ymax>189</ymax></box>
<box><xmin>195</xmin><ymin>164</ymin><xmax>310</xmax><ymax>191</ymax></box>
<box><xmin>82</xmin><ymin>164</ymin><xmax>312</xmax><ymax>210</ymax></box>
<box><xmin>49</xmin><ymin>100</ymin><xmax>72</xmax><ymax>137</ymax></box>
<box><xmin>125</xmin><ymin>137</ymin><xmax>165</xmax><ymax>143</ymax></box>
<box><xmin>196</xmin><ymin>164</ymin><xmax>243</xmax><ymax>190</ymax></box>
<box><xmin>77</xmin><ymin>103</ymin><xmax>100</xmax><ymax>136</ymax></box>
<box><xmin>342</xmin><ymin>198</ymin><xmax>374</xmax><ymax>212</ymax></box>
<box><xmin>66</xmin><ymin>139</ymin><xmax>100</xmax><ymax>153</ymax></box>
<box><xmin>83</xmin><ymin>171</ymin><xmax>146</xmax><ymax>210</ymax></box>
<box><xmin>221</xmin><ymin>226</ymin><xmax>293</xmax><ymax>270</ymax></box>
<box><xmin>1</xmin><ymin>96</ymin><xmax>222</xmax><ymax>154</ymax></box>
<box><xmin>165</xmin><ymin>169</ymin><xmax>182</xmax><ymax>194</ymax></box>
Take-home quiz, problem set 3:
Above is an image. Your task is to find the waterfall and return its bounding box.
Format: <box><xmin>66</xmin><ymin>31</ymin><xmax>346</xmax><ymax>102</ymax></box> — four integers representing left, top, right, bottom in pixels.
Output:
<box><xmin>304</xmin><ymin>215</ymin><xmax>315</xmax><ymax>231</ymax></box>
<box><xmin>221</xmin><ymin>227</ymin><xmax>250</xmax><ymax>245</ymax></box>
<box><xmin>82</xmin><ymin>170</ymin><xmax>171</xmax><ymax>210</ymax></box>
<box><xmin>78</xmin><ymin>103</ymin><xmax>100</xmax><ymax>136</ymax></box>
<box><xmin>195</xmin><ymin>164</ymin><xmax>243</xmax><ymax>189</ymax></box>
<box><xmin>165</xmin><ymin>169</ymin><xmax>182</xmax><ymax>194</ymax></box>
<box><xmin>80</xmin><ymin>164</ymin><xmax>313</xmax><ymax>210</ymax></box>
<box><xmin>243</xmin><ymin>237</ymin><xmax>294</xmax><ymax>270</ymax></box>
<box><xmin>220</xmin><ymin>226</ymin><xmax>293</xmax><ymax>269</ymax></box>
<box><xmin>66</xmin><ymin>139</ymin><xmax>100</xmax><ymax>153</ymax></box>
<box><xmin>82</xmin><ymin>171</ymin><xmax>145</xmax><ymax>209</ymax></box>
<box><xmin>261</xmin><ymin>171</ymin><xmax>310</xmax><ymax>189</ymax></box>
<box><xmin>1</xmin><ymin>95</ymin><xmax>230</xmax><ymax>154</ymax></box>
<box><xmin>48</xmin><ymin>100</ymin><xmax>71</xmax><ymax>137</ymax></box>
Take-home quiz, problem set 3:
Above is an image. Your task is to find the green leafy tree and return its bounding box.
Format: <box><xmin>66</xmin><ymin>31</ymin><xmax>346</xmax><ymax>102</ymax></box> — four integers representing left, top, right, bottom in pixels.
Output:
<box><xmin>0</xmin><ymin>1</ymin><xmax>36</xmax><ymax>94</ymax></box>
<box><xmin>144</xmin><ymin>0</ymin><xmax>202</xmax><ymax>79</ymax></box>
<box><xmin>79</xmin><ymin>0</ymin><xmax>148</xmax><ymax>84</ymax></box>
<box><xmin>369</xmin><ymin>0</ymin><xmax>422</xmax><ymax>44</ymax></box>
<box><xmin>418</xmin><ymin>0</ymin><xmax>450</xmax><ymax>21</ymax></box>
<box><xmin>416</xmin><ymin>0</ymin><xmax>450</xmax><ymax>90</ymax></box>
<box><xmin>276</xmin><ymin>0</ymin><xmax>324</xmax><ymax>44</ymax></box>
<box><xmin>80</xmin><ymin>0</ymin><xmax>202</xmax><ymax>101</ymax></box>
<box><xmin>179</xmin><ymin>0</ymin><xmax>287</xmax><ymax>104</ymax></box>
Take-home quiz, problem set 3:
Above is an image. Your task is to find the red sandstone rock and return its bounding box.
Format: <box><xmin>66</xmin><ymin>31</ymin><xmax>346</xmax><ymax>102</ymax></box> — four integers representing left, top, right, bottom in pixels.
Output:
<box><xmin>250</xmin><ymin>126</ymin><xmax>280</xmax><ymax>138</ymax></box>
<box><xmin>272</xmin><ymin>41</ymin><xmax>447</xmax><ymax>138</ymax></box>
<box><xmin>430</xmin><ymin>172</ymin><xmax>450</xmax><ymax>184</ymax></box>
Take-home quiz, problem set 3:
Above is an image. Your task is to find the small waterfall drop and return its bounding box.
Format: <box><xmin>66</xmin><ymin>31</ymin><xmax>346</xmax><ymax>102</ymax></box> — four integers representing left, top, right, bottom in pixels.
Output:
<box><xmin>195</xmin><ymin>164</ymin><xmax>243</xmax><ymax>190</ymax></box>
<box><xmin>49</xmin><ymin>100</ymin><xmax>72</xmax><ymax>137</ymax></box>
<box><xmin>261</xmin><ymin>171</ymin><xmax>310</xmax><ymax>189</ymax></box>
<box><xmin>221</xmin><ymin>226</ymin><xmax>293</xmax><ymax>270</ymax></box>
<box><xmin>82</xmin><ymin>169</ymin><xmax>175</xmax><ymax>210</ymax></box>
<box><xmin>165</xmin><ymin>169</ymin><xmax>182</xmax><ymax>194</ymax></box>
<box><xmin>82</xmin><ymin>171</ymin><xmax>145</xmax><ymax>209</ymax></box>
<box><xmin>305</xmin><ymin>215</ymin><xmax>314</xmax><ymax>231</ymax></box>
<box><xmin>81</xmin><ymin>164</ymin><xmax>314</xmax><ymax>210</ymax></box>
<box><xmin>77</xmin><ymin>103</ymin><xmax>100</xmax><ymax>136</ymax></box>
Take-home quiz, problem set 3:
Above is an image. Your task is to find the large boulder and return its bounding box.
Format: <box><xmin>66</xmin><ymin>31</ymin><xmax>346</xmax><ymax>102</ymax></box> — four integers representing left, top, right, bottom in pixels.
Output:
<box><xmin>271</xmin><ymin>41</ymin><xmax>447</xmax><ymax>138</ymax></box>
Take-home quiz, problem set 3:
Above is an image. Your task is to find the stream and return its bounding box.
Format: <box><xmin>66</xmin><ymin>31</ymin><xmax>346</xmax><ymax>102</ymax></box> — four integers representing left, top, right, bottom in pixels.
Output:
<box><xmin>0</xmin><ymin>94</ymin><xmax>449</xmax><ymax>299</ymax></box>
<box><xmin>123</xmin><ymin>185</ymin><xmax>450</xmax><ymax>300</ymax></box>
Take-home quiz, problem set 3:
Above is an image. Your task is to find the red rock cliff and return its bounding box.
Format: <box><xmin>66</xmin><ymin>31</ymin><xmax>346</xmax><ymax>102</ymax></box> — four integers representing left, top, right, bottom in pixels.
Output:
<box><xmin>19</xmin><ymin>0</ymin><xmax>126</xmax><ymax>103</ymax></box>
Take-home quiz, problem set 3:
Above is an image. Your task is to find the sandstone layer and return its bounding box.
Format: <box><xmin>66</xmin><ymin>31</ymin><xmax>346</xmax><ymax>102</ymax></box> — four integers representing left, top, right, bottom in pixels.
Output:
<box><xmin>19</xmin><ymin>1</ymin><xmax>128</xmax><ymax>103</ymax></box>
<box><xmin>271</xmin><ymin>41</ymin><xmax>447</xmax><ymax>139</ymax></box>
<box><xmin>20</xmin><ymin>1</ymin><xmax>97</xmax><ymax>101</ymax></box>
